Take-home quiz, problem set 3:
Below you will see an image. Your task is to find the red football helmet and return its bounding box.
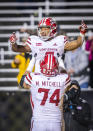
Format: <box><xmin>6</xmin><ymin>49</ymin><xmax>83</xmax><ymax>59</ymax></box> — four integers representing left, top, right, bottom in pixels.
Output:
<box><xmin>38</xmin><ymin>17</ymin><xmax>57</xmax><ymax>41</ymax></box>
<box><xmin>40</xmin><ymin>52</ymin><xmax>58</xmax><ymax>76</ymax></box>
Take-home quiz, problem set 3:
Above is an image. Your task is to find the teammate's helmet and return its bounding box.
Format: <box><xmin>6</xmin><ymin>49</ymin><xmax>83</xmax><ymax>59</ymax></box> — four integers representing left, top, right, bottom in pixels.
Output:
<box><xmin>38</xmin><ymin>17</ymin><xmax>57</xmax><ymax>41</ymax></box>
<box><xmin>40</xmin><ymin>52</ymin><xmax>58</xmax><ymax>76</ymax></box>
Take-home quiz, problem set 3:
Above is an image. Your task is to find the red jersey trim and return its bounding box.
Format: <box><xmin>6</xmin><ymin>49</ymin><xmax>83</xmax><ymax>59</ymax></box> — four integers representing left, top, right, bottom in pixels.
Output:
<box><xmin>26</xmin><ymin>76</ymin><xmax>31</xmax><ymax>84</ymax></box>
<box><xmin>27</xmin><ymin>40</ymin><xmax>32</xmax><ymax>45</ymax></box>
<box><xmin>28</xmin><ymin>73</ymin><xmax>32</xmax><ymax>80</ymax></box>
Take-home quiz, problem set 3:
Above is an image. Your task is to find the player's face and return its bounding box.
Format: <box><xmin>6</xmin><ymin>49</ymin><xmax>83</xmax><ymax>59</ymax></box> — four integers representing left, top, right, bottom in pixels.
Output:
<box><xmin>39</xmin><ymin>27</ymin><xmax>50</xmax><ymax>37</ymax></box>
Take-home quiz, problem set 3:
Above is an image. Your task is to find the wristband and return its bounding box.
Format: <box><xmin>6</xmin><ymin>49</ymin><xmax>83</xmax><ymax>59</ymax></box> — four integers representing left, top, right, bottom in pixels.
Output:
<box><xmin>80</xmin><ymin>33</ymin><xmax>85</xmax><ymax>42</ymax></box>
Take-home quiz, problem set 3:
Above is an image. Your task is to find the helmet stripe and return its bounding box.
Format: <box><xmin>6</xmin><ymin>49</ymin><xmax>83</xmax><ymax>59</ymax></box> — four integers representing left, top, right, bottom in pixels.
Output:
<box><xmin>47</xmin><ymin>54</ymin><xmax>50</xmax><ymax>69</ymax></box>
<box><xmin>50</xmin><ymin>54</ymin><xmax>52</xmax><ymax>69</ymax></box>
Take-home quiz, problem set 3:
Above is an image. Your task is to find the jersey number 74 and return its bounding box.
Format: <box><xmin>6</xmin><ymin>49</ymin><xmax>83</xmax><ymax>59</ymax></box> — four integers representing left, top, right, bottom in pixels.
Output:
<box><xmin>38</xmin><ymin>88</ymin><xmax>60</xmax><ymax>106</ymax></box>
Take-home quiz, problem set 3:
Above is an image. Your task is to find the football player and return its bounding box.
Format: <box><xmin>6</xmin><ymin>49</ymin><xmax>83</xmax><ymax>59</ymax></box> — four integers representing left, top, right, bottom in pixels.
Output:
<box><xmin>9</xmin><ymin>17</ymin><xmax>87</xmax><ymax>72</ymax></box>
<box><xmin>22</xmin><ymin>52</ymin><xmax>71</xmax><ymax>131</ymax></box>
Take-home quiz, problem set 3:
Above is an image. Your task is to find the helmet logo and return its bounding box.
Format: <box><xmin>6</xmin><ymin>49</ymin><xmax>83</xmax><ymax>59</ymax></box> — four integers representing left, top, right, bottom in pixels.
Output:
<box><xmin>40</xmin><ymin>52</ymin><xmax>58</xmax><ymax>76</ymax></box>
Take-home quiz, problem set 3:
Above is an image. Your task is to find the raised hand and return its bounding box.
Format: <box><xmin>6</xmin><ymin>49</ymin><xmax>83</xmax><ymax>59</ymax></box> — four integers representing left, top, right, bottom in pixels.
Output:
<box><xmin>79</xmin><ymin>20</ymin><xmax>87</xmax><ymax>35</ymax></box>
<box><xmin>9</xmin><ymin>32</ymin><xmax>17</xmax><ymax>44</ymax></box>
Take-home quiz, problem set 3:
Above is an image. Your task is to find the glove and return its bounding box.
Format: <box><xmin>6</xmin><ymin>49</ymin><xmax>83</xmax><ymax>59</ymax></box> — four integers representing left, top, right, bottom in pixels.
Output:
<box><xmin>79</xmin><ymin>20</ymin><xmax>87</xmax><ymax>35</ymax></box>
<box><xmin>9</xmin><ymin>32</ymin><xmax>17</xmax><ymax>44</ymax></box>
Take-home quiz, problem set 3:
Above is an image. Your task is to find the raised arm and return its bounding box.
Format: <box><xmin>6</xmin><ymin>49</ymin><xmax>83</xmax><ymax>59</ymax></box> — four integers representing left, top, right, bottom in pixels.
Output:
<box><xmin>9</xmin><ymin>32</ymin><xmax>31</xmax><ymax>52</ymax></box>
<box><xmin>64</xmin><ymin>21</ymin><xmax>87</xmax><ymax>51</ymax></box>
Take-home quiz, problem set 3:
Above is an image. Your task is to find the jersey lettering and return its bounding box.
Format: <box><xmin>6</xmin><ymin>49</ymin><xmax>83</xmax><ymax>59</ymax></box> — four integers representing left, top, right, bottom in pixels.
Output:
<box><xmin>50</xmin><ymin>89</ymin><xmax>60</xmax><ymax>106</ymax></box>
<box><xmin>38</xmin><ymin>88</ymin><xmax>60</xmax><ymax>106</ymax></box>
<box><xmin>38</xmin><ymin>88</ymin><xmax>50</xmax><ymax>105</ymax></box>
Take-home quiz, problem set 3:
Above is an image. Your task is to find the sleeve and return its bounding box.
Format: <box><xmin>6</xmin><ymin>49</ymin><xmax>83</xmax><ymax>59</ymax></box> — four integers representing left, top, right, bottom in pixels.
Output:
<box><xmin>24</xmin><ymin>36</ymin><xmax>32</xmax><ymax>49</ymax></box>
<box><xmin>24</xmin><ymin>73</ymin><xmax>32</xmax><ymax>86</ymax></box>
<box><xmin>11</xmin><ymin>55</ymin><xmax>20</xmax><ymax>68</ymax></box>
<box><xmin>11</xmin><ymin>61</ymin><xmax>17</xmax><ymax>68</ymax></box>
<box><xmin>64</xmin><ymin>74</ymin><xmax>71</xmax><ymax>88</ymax></box>
<box><xmin>64</xmin><ymin>36</ymin><xmax>69</xmax><ymax>44</ymax></box>
<box><xmin>57</xmin><ymin>35</ymin><xmax>69</xmax><ymax>55</ymax></box>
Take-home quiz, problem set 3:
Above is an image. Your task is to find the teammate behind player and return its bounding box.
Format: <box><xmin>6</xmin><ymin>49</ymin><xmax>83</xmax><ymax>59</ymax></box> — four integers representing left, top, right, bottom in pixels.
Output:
<box><xmin>22</xmin><ymin>52</ymin><xmax>70</xmax><ymax>131</ymax></box>
<box><xmin>9</xmin><ymin>18</ymin><xmax>87</xmax><ymax>72</ymax></box>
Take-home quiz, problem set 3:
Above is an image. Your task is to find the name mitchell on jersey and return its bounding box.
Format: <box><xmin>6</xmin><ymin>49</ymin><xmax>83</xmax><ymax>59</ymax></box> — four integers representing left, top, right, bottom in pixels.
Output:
<box><xmin>35</xmin><ymin>80</ymin><xmax>63</xmax><ymax>87</ymax></box>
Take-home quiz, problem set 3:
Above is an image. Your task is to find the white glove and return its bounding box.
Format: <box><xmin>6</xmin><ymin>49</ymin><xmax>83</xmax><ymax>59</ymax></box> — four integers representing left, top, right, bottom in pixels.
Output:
<box><xmin>79</xmin><ymin>20</ymin><xmax>87</xmax><ymax>35</ymax></box>
<box><xmin>9</xmin><ymin>32</ymin><xmax>17</xmax><ymax>44</ymax></box>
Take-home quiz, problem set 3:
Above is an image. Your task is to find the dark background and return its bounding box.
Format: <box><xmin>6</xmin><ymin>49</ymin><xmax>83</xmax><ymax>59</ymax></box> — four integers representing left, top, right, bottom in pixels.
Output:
<box><xmin>0</xmin><ymin>0</ymin><xmax>93</xmax><ymax>2</ymax></box>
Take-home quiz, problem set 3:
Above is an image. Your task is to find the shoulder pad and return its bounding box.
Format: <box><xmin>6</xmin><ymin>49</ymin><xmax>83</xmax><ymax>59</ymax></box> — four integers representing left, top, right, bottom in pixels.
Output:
<box><xmin>30</xmin><ymin>35</ymin><xmax>39</xmax><ymax>39</ymax></box>
<box><xmin>56</xmin><ymin>35</ymin><xmax>64</xmax><ymax>39</ymax></box>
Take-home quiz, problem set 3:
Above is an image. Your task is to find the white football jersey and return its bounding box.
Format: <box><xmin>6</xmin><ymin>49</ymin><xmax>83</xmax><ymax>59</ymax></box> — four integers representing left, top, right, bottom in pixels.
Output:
<box><xmin>24</xmin><ymin>72</ymin><xmax>70</xmax><ymax>122</ymax></box>
<box><xmin>25</xmin><ymin>35</ymin><xmax>68</xmax><ymax>60</ymax></box>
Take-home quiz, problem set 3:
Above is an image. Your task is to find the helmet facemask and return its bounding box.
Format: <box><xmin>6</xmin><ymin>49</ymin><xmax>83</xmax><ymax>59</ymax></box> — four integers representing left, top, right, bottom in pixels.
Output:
<box><xmin>38</xmin><ymin>17</ymin><xmax>57</xmax><ymax>41</ymax></box>
<box><xmin>38</xmin><ymin>26</ymin><xmax>51</xmax><ymax>41</ymax></box>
